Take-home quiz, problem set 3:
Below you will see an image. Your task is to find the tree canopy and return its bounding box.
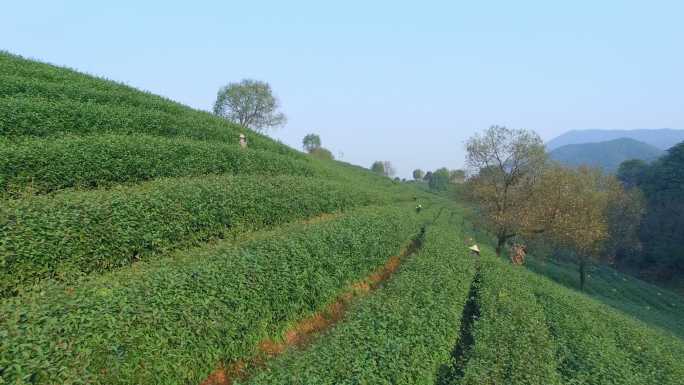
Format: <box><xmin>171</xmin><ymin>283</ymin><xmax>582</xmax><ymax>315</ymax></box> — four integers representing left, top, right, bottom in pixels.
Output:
<box><xmin>302</xmin><ymin>134</ymin><xmax>321</xmax><ymax>153</ymax></box>
<box><xmin>213</xmin><ymin>79</ymin><xmax>286</xmax><ymax>132</ymax></box>
<box><xmin>412</xmin><ymin>169</ymin><xmax>425</xmax><ymax>181</ymax></box>
<box><xmin>617</xmin><ymin>142</ymin><xmax>684</xmax><ymax>281</ymax></box>
<box><xmin>465</xmin><ymin>125</ymin><xmax>547</xmax><ymax>255</ymax></box>
<box><xmin>465</xmin><ymin>126</ymin><xmax>638</xmax><ymax>290</ymax></box>
<box><xmin>429</xmin><ymin>168</ymin><xmax>450</xmax><ymax>191</ymax></box>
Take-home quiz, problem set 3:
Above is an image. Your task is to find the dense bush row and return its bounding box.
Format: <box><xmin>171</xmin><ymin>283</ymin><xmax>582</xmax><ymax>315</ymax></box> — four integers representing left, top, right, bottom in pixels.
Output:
<box><xmin>0</xmin><ymin>52</ymin><xmax>177</xmax><ymax>106</ymax></box>
<box><xmin>444</xmin><ymin>256</ymin><xmax>562</xmax><ymax>385</ymax></box>
<box><xmin>0</xmin><ymin>72</ymin><xmax>194</xmax><ymax>116</ymax></box>
<box><xmin>533</xmin><ymin>275</ymin><xmax>684</xmax><ymax>385</ymax></box>
<box><xmin>247</xmin><ymin>211</ymin><xmax>477</xmax><ymax>384</ymax></box>
<box><xmin>0</xmin><ymin>134</ymin><xmax>316</xmax><ymax>195</ymax></box>
<box><xmin>0</xmin><ymin>96</ymin><xmax>296</xmax><ymax>155</ymax></box>
<box><xmin>0</xmin><ymin>175</ymin><xmax>390</xmax><ymax>296</ymax></box>
<box><xmin>0</xmin><ymin>205</ymin><xmax>425</xmax><ymax>384</ymax></box>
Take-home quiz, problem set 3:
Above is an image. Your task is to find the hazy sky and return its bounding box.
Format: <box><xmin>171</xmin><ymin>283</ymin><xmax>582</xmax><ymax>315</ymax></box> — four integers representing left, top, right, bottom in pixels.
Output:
<box><xmin>3</xmin><ymin>1</ymin><xmax>683</xmax><ymax>177</ymax></box>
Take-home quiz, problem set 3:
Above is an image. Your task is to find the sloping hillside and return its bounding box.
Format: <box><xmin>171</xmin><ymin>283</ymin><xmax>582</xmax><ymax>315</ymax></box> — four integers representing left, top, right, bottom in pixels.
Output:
<box><xmin>1</xmin><ymin>52</ymin><xmax>683</xmax><ymax>385</ymax></box>
<box><xmin>546</xmin><ymin>128</ymin><xmax>684</xmax><ymax>151</ymax></box>
<box><xmin>549</xmin><ymin>137</ymin><xmax>664</xmax><ymax>172</ymax></box>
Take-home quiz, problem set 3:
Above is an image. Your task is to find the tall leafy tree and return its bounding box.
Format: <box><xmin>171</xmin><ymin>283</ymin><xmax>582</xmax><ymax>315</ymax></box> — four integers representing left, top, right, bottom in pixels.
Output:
<box><xmin>412</xmin><ymin>169</ymin><xmax>425</xmax><ymax>180</ymax></box>
<box><xmin>213</xmin><ymin>79</ymin><xmax>286</xmax><ymax>133</ymax></box>
<box><xmin>465</xmin><ymin>125</ymin><xmax>547</xmax><ymax>255</ymax></box>
<box><xmin>528</xmin><ymin>166</ymin><xmax>625</xmax><ymax>290</ymax></box>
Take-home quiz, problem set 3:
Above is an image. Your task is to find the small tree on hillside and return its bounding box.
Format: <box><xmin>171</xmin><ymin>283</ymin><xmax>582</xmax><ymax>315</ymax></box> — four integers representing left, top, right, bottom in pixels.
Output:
<box><xmin>371</xmin><ymin>161</ymin><xmax>385</xmax><ymax>175</ymax></box>
<box><xmin>302</xmin><ymin>134</ymin><xmax>322</xmax><ymax>153</ymax></box>
<box><xmin>413</xmin><ymin>169</ymin><xmax>425</xmax><ymax>181</ymax></box>
<box><xmin>213</xmin><ymin>79</ymin><xmax>286</xmax><ymax>133</ymax></box>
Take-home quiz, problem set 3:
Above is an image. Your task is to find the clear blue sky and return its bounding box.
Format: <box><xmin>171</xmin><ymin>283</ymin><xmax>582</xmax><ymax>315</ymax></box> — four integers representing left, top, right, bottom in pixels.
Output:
<box><xmin>3</xmin><ymin>1</ymin><xmax>683</xmax><ymax>177</ymax></box>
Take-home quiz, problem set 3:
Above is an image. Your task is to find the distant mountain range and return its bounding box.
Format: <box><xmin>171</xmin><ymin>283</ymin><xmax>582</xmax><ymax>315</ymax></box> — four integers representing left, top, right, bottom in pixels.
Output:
<box><xmin>546</xmin><ymin>128</ymin><xmax>684</xmax><ymax>151</ymax></box>
<box><xmin>549</xmin><ymin>138</ymin><xmax>665</xmax><ymax>172</ymax></box>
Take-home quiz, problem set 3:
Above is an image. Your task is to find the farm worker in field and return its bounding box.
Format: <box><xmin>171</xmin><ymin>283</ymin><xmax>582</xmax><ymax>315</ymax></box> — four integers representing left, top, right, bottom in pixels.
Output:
<box><xmin>469</xmin><ymin>244</ymin><xmax>480</xmax><ymax>256</ymax></box>
<box><xmin>416</xmin><ymin>204</ymin><xmax>422</xmax><ymax>213</ymax></box>
<box><xmin>509</xmin><ymin>243</ymin><xmax>526</xmax><ymax>265</ymax></box>
<box><xmin>239</xmin><ymin>133</ymin><xmax>247</xmax><ymax>149</ymax></box>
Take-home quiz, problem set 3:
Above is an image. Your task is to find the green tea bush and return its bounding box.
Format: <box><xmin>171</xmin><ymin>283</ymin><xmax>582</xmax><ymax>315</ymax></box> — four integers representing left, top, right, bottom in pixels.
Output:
<box><xmin>447</xmin><ymin>256</ymin><xmax>562</xmax><ymax>385</ymax></box>
<box><xmin>0</xmin><ymin>175</ymin><xmax>389</xmax><ymax>295</ymax></box>
<box><xmin>526</xmin><ymin>257</ymin><xmax>684</xmax><ymax>338</ymax></box>
<box><xmin>0</xmin><ymin>72</ymin><xmax>193</xmax><ymax>116</ymax></box>
<box><xmin>0</xmin><ymin>134</ymin><xmax>316</xmax><ymax>195</ymax></box>
<box><xmin>0</xmin><ymin>96</ymin><xmax>297</xmax><ymax>156</ymax></box>
<box><xmin>247</xmin><ymin>210</ymin><xmax>477</xmax><ymax>385</ymax></box>
<box><xmin>532</xmin><ymin>275</ymin><xmax>684</xmax><ymax>385</ymax></box>
<box><xmin>0</xmin><ymin>205</ymin><xmax>423</xmax><ymax>385</ymax></box>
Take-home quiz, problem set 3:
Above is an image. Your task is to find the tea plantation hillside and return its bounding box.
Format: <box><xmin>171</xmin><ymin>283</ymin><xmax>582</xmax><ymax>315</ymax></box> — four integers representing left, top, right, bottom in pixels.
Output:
<box><xmin>1</xmin><ymin>52</ymin><xmax>683</xmax><ymax>385</ymax></box>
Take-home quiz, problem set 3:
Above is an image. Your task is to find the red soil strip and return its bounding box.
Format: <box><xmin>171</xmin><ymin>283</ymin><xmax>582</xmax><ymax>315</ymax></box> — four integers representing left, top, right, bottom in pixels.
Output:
<box><xmin>200</xmin><ymin>244</ymin><xmax>416</xmax><ymax>385</ymax></box>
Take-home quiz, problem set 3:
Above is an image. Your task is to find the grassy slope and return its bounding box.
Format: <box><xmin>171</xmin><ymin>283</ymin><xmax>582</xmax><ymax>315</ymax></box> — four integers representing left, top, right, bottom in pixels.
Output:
<box><xmin>526</xmin><ymin>256</ymin><xmax>684</xmax><ymax>339</ymax></box>
<box><xmin>2</xmin><ymin>51</ymin><xmax>683</xmax><ymax>385</ymax></box>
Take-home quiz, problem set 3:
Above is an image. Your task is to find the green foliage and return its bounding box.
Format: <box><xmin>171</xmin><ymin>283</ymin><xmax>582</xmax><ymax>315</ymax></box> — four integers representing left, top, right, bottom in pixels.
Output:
<box><xmin>0</xmin><ymin>205</ymin><xmax>425</xmax><ymax>385</ymax></box>
<box><xmin>370</xmin><ymin>160</ymin><xmax>385</xmax><ymax>175</ymax></box>
<box><xmin>617</xmin><ymin>159</ymin><xmax>649</xmax><ymax>188</ymax></box>
<box><xmin>0</xmin><ymin>134</ymin><xmax>316</xmax><ymax>195</ymax></box>
<box><xmin>532</xmin><ymin>274</ymin><xmax>684</xmax><ymax>385</ymax></box>
<box><xmin>412</xmin><ymin>168</ymin><xmax>424</xmax><ymax>180</ymax></box>
<box><xmin>617</xmin><ymin>142</ymin><xmax>684</xmax><ymax>280</ymax></box>
<box><xmin>447</xmin><ymin>256</ymin><xmax>562</xmax><ymax>385</ymax></box>
<box><xmin>309</xmin><ymin>147</ymin><xmax>334</xmax><ymax>161</ymax></box>
<box><xmin>0</xmin><ymin>176</ymin><xmax>390</xmax><ymax>296</ymax></box>
<box><xmin>0</xmin><ymin>96</ymin><xmax>294</xmax><ymax>155</ymax></box>
<box><xmin>302</xmin><ymin>133</ymin><xmax>321</xmax><ymax>152</ymax></box>
<box><xmin>429</xmin><ymin>167</ymin><xmax>450</xmax><ymax>191</ymax></box>
<box><xmin>526</xmin><ymin>255</ymin><xmax>684</xmax><ymax>338</ymax></box>
<box><xmin>247</xmin><ymin>210</ymin><xmax>476</xmax><ymax>385</ymax></box>
<box><xmin>213</xmin><ymin>79</ymin><xmax>286</xmax><ymax>132</ymax></box>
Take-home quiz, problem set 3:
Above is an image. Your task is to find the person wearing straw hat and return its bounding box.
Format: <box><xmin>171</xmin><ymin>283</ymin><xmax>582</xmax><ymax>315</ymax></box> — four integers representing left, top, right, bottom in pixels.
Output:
<box><xmin>239</xmin><ymin>133</ymin><xmax>247</xmax><ymax>149</ymax></box>
<box><xmin>469</xmin><ymin>244</ymin><xmax>480</xmax><ymax>256</ymax></box>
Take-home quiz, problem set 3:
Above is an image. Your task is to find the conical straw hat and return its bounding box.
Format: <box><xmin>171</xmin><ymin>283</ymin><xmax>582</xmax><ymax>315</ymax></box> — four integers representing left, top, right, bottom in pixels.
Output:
<box><xmin>468</xmin><ymin>244</ymin><xmax>480</xmax><ymax>253</ymax></box>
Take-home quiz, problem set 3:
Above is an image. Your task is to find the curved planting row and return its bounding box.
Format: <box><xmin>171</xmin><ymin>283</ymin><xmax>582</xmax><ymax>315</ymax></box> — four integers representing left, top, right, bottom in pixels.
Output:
<box><xmin>0</xmin><ymin>175</ymin><xmax>390</xmax><ymax>296</ymax></box>
<box><xmin>0</xmin><ymin>96</ymin><xmax>295</xmax><ymax>156</ymax></box>
<box><xmin>441</xmin><ymin>255</ymin><xmax>562</xmax><ymax>385</ymax></box>
<box><xmin>0</xmin><ymin>134</ymin><xmax>316</xmax><ymax>195</ymax></box>
<box><xmin>245</xmin><ymin>210</ymin><xmax>477</xmax><ymax>384</ymax></box>
<box><xmin>0</xmin><ymin>204</ymin><xmax>425</xmax><ymax>385</ymax></box>
<box><xmin>532</xmin><ymin>275</ymin><xmax>684</xmax><ymax>385</ymax></box>
<box><xmin>0</xmin><ymin>70</ymin><xmax>195</xmax><ymax>116</ymax></box>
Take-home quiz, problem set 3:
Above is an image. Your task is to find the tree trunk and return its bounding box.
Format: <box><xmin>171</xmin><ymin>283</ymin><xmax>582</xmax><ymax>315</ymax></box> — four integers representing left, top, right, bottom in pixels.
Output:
<box><xmin>496</xmin><ymin>236</ymin><xmax>506</xmax><ymax>256</ymax></box>
<box><xmin>579</xmin><ymin>258</ymin><xmax>586</xmax><ymax>291</ymax></box>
